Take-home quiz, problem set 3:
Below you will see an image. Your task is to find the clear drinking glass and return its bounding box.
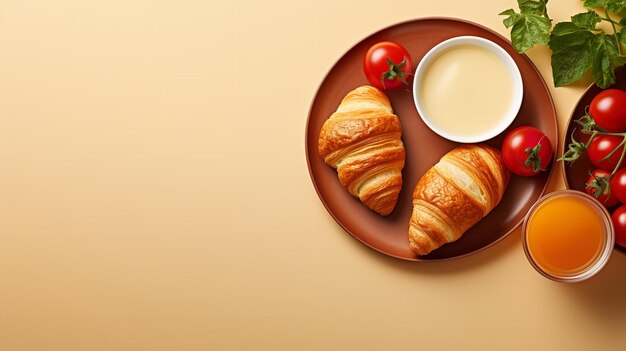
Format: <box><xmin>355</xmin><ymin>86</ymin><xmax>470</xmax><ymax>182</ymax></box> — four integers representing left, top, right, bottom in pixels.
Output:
<box><xmin>522</xmin><ymin>190</ymin><xmax>614</xmax><ymax>283</ymax></box>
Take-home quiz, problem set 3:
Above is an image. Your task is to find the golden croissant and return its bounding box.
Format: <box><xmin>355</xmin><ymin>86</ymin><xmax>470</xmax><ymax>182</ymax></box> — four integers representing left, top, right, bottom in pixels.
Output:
<box><xmin>408</xmin><ymin>144</ymin><xmax>510</xmax><ymax>255</ymax></box>
<box><xmin>318</xmin><ymin>85</ymin><xmax>406</xmax><ymax>216</ymax></box>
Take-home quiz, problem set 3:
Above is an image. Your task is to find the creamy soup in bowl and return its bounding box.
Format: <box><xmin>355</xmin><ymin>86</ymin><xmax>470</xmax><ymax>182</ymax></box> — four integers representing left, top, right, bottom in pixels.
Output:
<box><xmin>413</xmin><ymin>36</ymin><xmax>523</xmax><ymax>143</ymax></box>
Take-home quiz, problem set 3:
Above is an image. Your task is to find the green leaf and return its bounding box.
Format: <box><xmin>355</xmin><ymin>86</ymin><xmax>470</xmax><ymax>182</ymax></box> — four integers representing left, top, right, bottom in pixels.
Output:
<box><xmin>584</xmin><ymin>0</ymin><xmax>626</xmax><ymax>12</ymax></box>
<box><xmin>583</xmin><ymin>0</ymin><xmax>609</xmax><ymax>8</ymax></box>
<box><xmin>550</xmin><ymin>23</ymin><xmax>595</xmax><ymax>86</ymax></box>
<box><xmin>571</xmin><ymin>11</ymin><xmax>601</xmax><ymax>29</ymax></box>
<box><xmin>499</xmin><ymin>9</ymin><xmax>516</xmax><ymax>16</ymax></box>
<box><xmin>500</xmin><ymin>1</ymin><xmax>552</xmax><ymax>53</ymax></box>
<box><xmin>502</xmin><ymin>0</ymin><xmax>626</xmax><ymax>88</ymax></box>
<box><xmin>551</xmin><ymin>22</ymin><xmax>585</xmax><ymax>36</ymax></box>
<box><xmin>500</xmin><ymin>10</ymin><xmax>522</xmax><ymax>28</ymax></box>
<box><xmin>607</xmin><ymin>0</ymin><xmax>626</xmax><ymax>13</ymax></box>
<box><xmin>510</xmin><ymin>15</ymin><xmax>552</xmax><ymax>53</ymax></box>
<box><xmin>592</xmin><ymin>34</ymin><xmax>625</xmax><ymax>88</ymax></box>
<box><xmin>550</xmin><ymin>11</ymin><xmax>626</xmax><ymax>89</ymax></box>
<box><xmin>519</xmin><ymin>0</ymin><xmax>549</xmax><ymax>15</ymax></box>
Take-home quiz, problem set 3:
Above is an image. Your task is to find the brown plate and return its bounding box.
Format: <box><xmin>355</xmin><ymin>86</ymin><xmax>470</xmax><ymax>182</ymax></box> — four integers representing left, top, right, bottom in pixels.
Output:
<box><xmin>305</xmin><ymin>17</ymin><xmax>558</xmax><ymax>261</ymax></box>
<box><xmin>562</xmin><ymin>66</ymin><xmax>626</xmax><ymax>254</ymax></box>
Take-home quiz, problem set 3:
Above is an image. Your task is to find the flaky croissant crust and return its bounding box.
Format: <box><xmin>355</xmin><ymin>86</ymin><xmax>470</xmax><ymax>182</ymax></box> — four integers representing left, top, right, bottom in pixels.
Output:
<box><xmin>318</xmin><ymin>86</ymin><xmax>406</xmax><ymax>216</ymax></box>
<box><xmin>408</xmin><ymin>144</ymin><xmax>510</xmax><ymax>255</ymax></box>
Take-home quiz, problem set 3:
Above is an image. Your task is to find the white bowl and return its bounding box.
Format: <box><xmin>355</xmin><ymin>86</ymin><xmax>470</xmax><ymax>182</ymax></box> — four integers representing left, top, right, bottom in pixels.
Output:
<box><xmin>412</xmin><ymin>36</ymin><xmax>523</xmax><ymax>143</ymax></box>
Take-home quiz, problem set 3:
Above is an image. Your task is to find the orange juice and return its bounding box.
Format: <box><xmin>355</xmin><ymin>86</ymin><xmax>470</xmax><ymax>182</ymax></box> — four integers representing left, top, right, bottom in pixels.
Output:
<box><xmin>523</xmin><ymin>191</ymin><xmax>613</xmax><ymax>281</ymax></box>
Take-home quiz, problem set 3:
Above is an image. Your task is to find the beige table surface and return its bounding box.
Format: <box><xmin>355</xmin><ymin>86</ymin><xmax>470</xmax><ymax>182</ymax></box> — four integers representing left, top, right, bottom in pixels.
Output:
<box><xmin>1</xmin><ymin>1</ymin><xmax>625</xmax><ymax>350</ymax></box>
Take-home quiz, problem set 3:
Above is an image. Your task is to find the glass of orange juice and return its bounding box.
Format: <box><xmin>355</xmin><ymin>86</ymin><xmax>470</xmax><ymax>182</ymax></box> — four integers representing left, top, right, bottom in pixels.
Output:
<box><xmin>522</xmin><ymin>190</ymin><xmax>614</xmax><ymax>282</ymax></box>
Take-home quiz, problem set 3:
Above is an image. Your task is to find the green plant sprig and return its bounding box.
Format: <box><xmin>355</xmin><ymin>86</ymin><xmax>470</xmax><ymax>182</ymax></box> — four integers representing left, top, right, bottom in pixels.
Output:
<box><xmin>500</xmin><ymin>0</ymin><xmax>626</xmax><ymax>89</ymax></box>
<box><xmin>560</xmin><ymin>109</ymin><xmax>626</xmax><ymax>200</ymax></box>
<box><xmin>559</xmin><ymin>111</ymin><xmax>626</xmax><ymax>178</ymax></box>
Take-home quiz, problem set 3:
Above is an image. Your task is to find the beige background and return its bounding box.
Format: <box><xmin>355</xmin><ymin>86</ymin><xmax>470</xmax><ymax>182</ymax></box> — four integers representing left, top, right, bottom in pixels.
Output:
<box><xmin>0</xmin><ymin>0</ymin><xmax>625</xmax><ymax>350</ymax></box>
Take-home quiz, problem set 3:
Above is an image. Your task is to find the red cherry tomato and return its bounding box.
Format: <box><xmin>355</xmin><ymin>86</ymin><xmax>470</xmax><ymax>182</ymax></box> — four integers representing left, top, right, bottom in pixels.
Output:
<box><xmin>587</xmin><ymin>135</ymin><xmax>625</xmax><ymax>171</ymax></box>
<box><xmin>501</xmin><ymin>126</ymin><xmax>553</xmax><ymax>176</ymax></box>
<box><xmin>586</xmin><ymin>169</ymin><xmax>619</xmax><ymax>208</ymax></box>
<box><xmin>610</xmin><ymin>168</ymin><xmax>626</xmax><ymax>204</ymax></box>
<box><xmin>589</xmin><ymin>89</ymin><xmax>626</xmax><ymax>132</ymax></box>
<box><xmin>363</xmin><ymin>42</ymin><xmax>412</xmax><ymax>90</ymax></box>
<box><xmin>611</xmin><ymin>205</ymin><xmax>626</xmax><ymax>248</ymax></box>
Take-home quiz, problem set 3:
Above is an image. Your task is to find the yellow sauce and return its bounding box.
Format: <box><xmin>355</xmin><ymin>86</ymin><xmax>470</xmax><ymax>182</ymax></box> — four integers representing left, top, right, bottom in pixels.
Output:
<box><xmin>419</xmin><ymin>45</ymin><xmax>513</xmax><ymax>138</ymax></box>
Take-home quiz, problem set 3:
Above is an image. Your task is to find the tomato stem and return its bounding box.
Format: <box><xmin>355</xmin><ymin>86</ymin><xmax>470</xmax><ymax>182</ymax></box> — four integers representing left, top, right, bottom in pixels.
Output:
<box><xmin>598</xmin><ymin>137</ymin><xmax>626</xmax><ymax>162</ymax></box>
<box><xmin>562</xmin><ymin>111</ymin><xmax>626</xmax><ymax>181</ymax></box>
<box><xmin>586</xmin><ymin>172</ymin><xmax>611</xmax><ymax>199</ymax></box>
<box><xmin>379</xmin><ymin>57</ymin><xmax>411</xmax><ymax>89</ymax></box>
<box><xmin>558</xmin><ymin>130</ymin><xmax>588</xmax><ymax>162</ymax></box>
<box><xmin>524</xmin><ymin>141</ymin><xmax>544</xmax><ymax>172</ymax></box>
<box><xmin>585</xmin><ymin>130</ymin><xmax>599</xmax><ymax>148</ymax></box>
<box><xmin>612</xmin><ymin>139</ymin><xmax>626</xmax><ymax>176</ymax></box>
<box><xmin>603</xmin><ymin>9</ymin><xmax>623</xmax><ymax>57</ymax></box>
